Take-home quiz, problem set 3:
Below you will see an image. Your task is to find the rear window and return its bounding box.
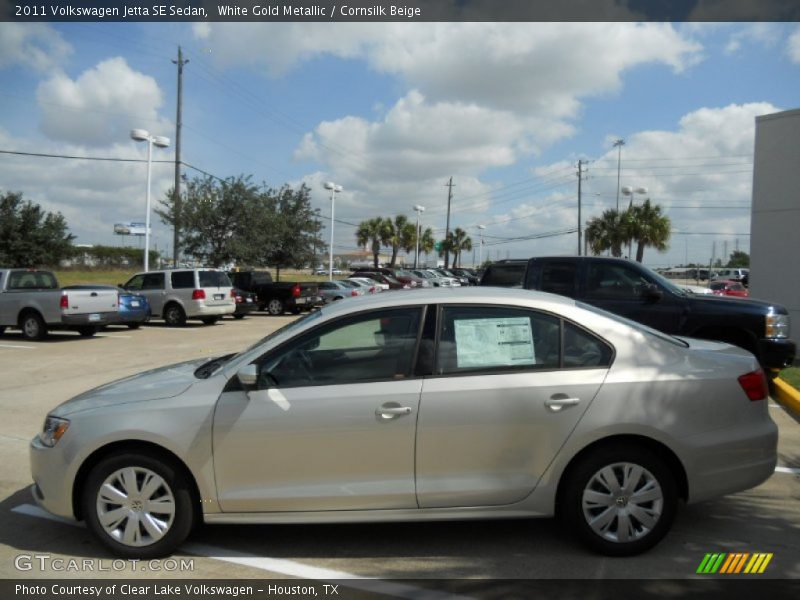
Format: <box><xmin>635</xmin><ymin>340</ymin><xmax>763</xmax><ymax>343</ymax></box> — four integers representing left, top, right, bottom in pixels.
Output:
<box><xmin>199</xmin><ymin>270</ymin><xmax>232</xmax><ymax>288</ymax></box>
<box><xmin>480</xmin><ymin>263</ymin><xmax>526</xmax><ymax>287</ymax></box>
<box><xmin>7</xmin><ymin>271</ymin><xmax>58</xmax><ymax>290</ymax></box>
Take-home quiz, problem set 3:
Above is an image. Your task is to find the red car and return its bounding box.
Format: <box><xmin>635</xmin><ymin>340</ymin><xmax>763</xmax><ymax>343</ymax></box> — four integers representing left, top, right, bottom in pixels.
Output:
<box><xmin>709</xmin><ymin>280</ymin><xmax>749</xmax><ymax>298</ymax></box>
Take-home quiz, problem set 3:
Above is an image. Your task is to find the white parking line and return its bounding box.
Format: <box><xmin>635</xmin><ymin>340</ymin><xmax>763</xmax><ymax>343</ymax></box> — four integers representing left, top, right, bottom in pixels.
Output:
<box><xmin>11</xmin><ymin>504</ymin><xmax>470</xmax><ymax>600</ymax></box>
<box><xmin>0</xmin><ymin>344</ymin><xmax>35</xmax><ymax>350</ymax></box>
<box><xmin>775</xmin><ymin>466</ymin><xmax>800</xmax><ymax>475</ymax></box>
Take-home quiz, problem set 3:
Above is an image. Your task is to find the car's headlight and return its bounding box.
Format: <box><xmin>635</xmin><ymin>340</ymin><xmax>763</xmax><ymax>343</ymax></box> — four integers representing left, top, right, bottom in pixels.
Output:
<box><xmin>766</xmin><ymin>312</ymin><xmax>790</xmax><ymax>339</ymax></box>
<box><xmin>39</xmin><ymin>416</ymin><xmax>70</xmax><ymax>447</ymax></box>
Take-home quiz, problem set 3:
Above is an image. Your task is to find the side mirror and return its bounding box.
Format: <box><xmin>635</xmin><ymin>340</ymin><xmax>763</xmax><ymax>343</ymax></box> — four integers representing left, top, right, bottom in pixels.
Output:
<box><xmin>643</xmin><ymin>283</ymin><xmax>663</xmax><ymax>302</ymax></box>
<box><xmin>237</xmin><ymin>364</ymin><xmax>258</xmax><ymax>388</ymax></box>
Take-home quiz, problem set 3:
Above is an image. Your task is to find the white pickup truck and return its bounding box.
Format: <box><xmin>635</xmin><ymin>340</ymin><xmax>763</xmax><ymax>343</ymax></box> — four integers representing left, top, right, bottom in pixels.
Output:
<box><xmin>0</xmin><ymin>269</ymin><xmax>119</xmax><ymax>340</ymax></box>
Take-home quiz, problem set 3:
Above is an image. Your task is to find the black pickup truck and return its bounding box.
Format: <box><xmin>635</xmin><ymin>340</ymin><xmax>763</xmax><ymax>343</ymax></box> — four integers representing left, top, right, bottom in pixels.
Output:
<box><xmin>480</xmin><ymin>257</ymin><xmax>795</xmax><ymax>370</ymax></box>
<box><xmin>228</xmin><ymin>271</ymin><xmax>323</xmax><ymax>316</ymax></box>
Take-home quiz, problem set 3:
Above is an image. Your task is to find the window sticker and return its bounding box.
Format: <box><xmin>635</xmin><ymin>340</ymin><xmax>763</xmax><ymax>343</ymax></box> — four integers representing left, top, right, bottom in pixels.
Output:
<box><xmin>454</xmin><ymin>317</ymin><xmax>535</xmax><ymax>368</ymax></box>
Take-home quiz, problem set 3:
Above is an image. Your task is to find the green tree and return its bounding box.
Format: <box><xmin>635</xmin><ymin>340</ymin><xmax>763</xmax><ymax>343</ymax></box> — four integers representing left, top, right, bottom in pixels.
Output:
<box><xmin>443</xmin><ymin>227</ymin><xmax>472</xmax><ymax>268</ymax></box>
<box><xmin>0</xmin><ymin>191</ymin><xmax>75</xmax><ymax>267</ymax></box>
<box><xmin>416</xmin><ymin>227</ymin><xmax>435</xmax><ymax>266</ymax></box>
<box><xmin>158</xmin><ymin>175</ymin><xmax>261</xmax><ymax>267</ymax></box>
<box><xmin>256</xmin><ymin>183</ymin><xmax>323</xmax><ymax>281</ymax></box>
<box><xmin>385</xmin><ymin>214</ymin><xmax>416</xmax><ymax>267</ymax></box>
<box><xmin>356</xmin><ymin>217</ymin><xmax>390</xmax><ymax>269</ymax></box>
<box><xmin>727</xmin><ymin>250</ymin><xmax>750</xmax><ymax>268</ymax></box>
<box><xmin>585</xmin><ymin>209</ymin><xmax>629</xmax><ymax>258</ymax></box>
<box><xmin>627</xmin><ymin>199</ymin><xmax>671</xmax><ymax>263</ymax></box>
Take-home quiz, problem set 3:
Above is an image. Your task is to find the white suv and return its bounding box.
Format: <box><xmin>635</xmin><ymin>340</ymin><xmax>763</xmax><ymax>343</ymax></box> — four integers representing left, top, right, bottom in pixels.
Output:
<box><xmin>122</xmin><ymin>269</ymin><xmax>235</xmax><ymax>326</ymax></box>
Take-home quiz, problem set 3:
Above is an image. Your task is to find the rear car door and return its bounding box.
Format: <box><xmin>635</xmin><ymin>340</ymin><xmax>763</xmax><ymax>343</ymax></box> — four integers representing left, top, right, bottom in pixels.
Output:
<box><xmin>415</xmin><ymin>305</ymin><xmax>611</xmax><ymax>508</ymax></box>
<box><xmin>213</xmin><ymin>306</ymin><xmax>425</xmax><ymax>512</ymax></box>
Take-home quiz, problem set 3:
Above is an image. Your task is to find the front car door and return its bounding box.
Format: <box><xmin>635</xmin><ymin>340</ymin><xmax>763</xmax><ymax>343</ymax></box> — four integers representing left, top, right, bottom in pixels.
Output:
<box><xmin>213</xmin><ymin>306</ymin><xmax>425</xmax><ymax>512</ymax></box>
<box><xmin>415</xmin><ymin>305</ymin><xmax>612</xmax><ymax>508</ymax></box>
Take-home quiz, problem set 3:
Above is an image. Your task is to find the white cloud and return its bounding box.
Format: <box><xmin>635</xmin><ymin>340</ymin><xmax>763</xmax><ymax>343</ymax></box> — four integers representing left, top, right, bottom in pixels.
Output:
<box><xmin>37</xmin><ymin>57</ymin><xmax>172</xmax><ymax>147</ymax></box>
<box><xmin>0</xmin><ymin>23</ymin><xmax>71</xmax><ymax>72</ymax></box>
<box><xmin>788</xmin><ymin>27</ymin><xmax>800</xmax><ymax>64</ymax></box>
<box><xmin>724</xmin><ymin>23</ymin><xmax>781</xmax><ymax>54</ymax></box>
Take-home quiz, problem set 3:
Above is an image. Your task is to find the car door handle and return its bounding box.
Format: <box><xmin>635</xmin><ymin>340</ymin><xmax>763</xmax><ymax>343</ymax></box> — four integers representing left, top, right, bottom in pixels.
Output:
<box><xmin>545</xmin><ymin>395</ymin><xmax>581</xmax><ymax>413</ymax></box>
<box><xmin>376</xmin><ymin>405</ymin><xmax>412</xmax><ymax>419</ymax></box>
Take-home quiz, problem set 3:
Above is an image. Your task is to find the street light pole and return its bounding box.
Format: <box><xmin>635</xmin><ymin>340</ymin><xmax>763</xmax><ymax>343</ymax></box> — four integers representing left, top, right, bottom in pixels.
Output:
<box><xmin>621</xmin><ymin>186</ymin><xmax>648</xmax><ymax>260</ymax></box>
<box><xmin>478</xmin><ymin>224</ymin><xmax>485</xmax><ymax>266</ymax></box>
<box><xmin>324</xmin><ymin>182</ymin><xmax>342</xmax><ymax>281</ymax></box>
<box><xmin>613</xmin><ymin>139</ymin><xmax>625</xmax><ymax>211</ymax></box>
<box><xmin>131</xmin><ymin>129</ymin><xmax>170</xmax><ymax>272</ymax></box>
<box><xmin>413</xmin><ymin>204</ymin><xmax>425</xmax><ymax>268</ymax></box>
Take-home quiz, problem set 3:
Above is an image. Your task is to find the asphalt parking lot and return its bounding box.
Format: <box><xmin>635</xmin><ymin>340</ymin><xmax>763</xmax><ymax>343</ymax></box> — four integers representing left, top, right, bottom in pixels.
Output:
<box><xmin>0</xmin><ymin>313</ymin><xmax>798</xmax><ymax>592</ymax></box>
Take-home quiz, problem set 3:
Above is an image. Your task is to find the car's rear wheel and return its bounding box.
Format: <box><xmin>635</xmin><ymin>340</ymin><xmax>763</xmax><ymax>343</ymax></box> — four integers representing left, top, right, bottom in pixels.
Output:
<box><xmin>201</xmin><ymin>317</ymin><xmax>219</xmax><ymax>325</ymax></box>
<box><xmin>233</xmin><ymin>314</ymin><xmax>246</xmax><ymax>319</ymax></box>
<box><xmin>0</xmin><ymin>326</ymin><xmax>5</xmax><ymax>336</ymax></box>
<box><xmin>20</xmin><ymin>312</ymin><xmax>47</xmax><ymax>341</ymax></box>
<box><xmin>163</xmin><ymin>304</ymin><xmax>186</xmax><ymax>327</ymax></box>
<box><xmin>82</xmin><ymin>452</ymin><xmax>195</xmax><ymax>559</ymax></box>
<box><xmin>562</xmin><ymin>444</ymin><xmax>677</xmax><ymax>556</ymax></box>
<box><xmin>77</xmin><ymin>326</ymin><xmax>97</xmax><ymax>337</ymax></box>
<box><xmin>266</xmin><ymin>298</ymin><xmax>284</xmax><ymax>316</ymax></box>
<box><xmin>127</xmin><ymin>323</ymin><xmax>141</xmax><ymax>330</ymax></box>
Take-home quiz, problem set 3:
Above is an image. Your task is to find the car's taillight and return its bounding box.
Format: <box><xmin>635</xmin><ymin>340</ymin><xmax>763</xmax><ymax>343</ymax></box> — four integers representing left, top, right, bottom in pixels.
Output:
<box><xmin>235</xmin><ymin>295</ymin><xmax>243</xmax><ymax>304</ymax></box>
<box><xmin>351</xmin><ymin>289</ymin><xmax>358</xmax><ymax>297</ymax></box>
<box><xmin>230</xmin><ymin>289</ymin><xmax>236</xmax><ymax>298</ymax></box>
<box><xmin>292</xmin><ymin>284</ymin><xmax>301</xmax><ymax>298</ymax></box>
<box><xmin>738</xmin><ymin>369</ymin><xmax>768</xmax><ymax>401</ymax></box>
<box><xmin>192</xmin><ymin>289</ymin><xmax>206</xmax><ymax>300</ymax></box>
<box><xmin>60</xmin><ymin>294</ymin><xmax>69</xmax><ymax>310</ymax></box>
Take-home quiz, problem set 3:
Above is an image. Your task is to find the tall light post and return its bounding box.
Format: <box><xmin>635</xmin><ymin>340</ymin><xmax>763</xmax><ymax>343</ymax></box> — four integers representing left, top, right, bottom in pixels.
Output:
<box><xmin>413</xmin><ymin>204</ymin><xmax>425</xmax><ymax>268</ymax></box>
<box><xmin>622</xmin><ymin>186</ymin><xmax>648</xmax><ymax>259</ymax></box>
<box><xmin>613</xmin><ymin>139</ymin><xmax>625</xmax><ymax>211</ymax></box>
<box><xmin>131</xmin><ymin>129</ymin><xmax>170</xmax><ymax>272</ymax></box>
<box><xmin>477</xmin><ymin>224</ymin><xmax>486</xmax><ymax>266</ymax></box>
<box><xmin>324</xmin><ymin>181</ymin><xmax>342</xmax><ymax>281</ymax></box>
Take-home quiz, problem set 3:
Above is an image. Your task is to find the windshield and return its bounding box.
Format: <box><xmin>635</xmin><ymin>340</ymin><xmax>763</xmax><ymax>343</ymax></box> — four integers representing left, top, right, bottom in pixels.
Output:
<box><xmin>576</xmin><ymin>301</ymin><xmax>689</xmax><ymax>348</ymax></box>
<box><xmin>238</xmin><ymin>309</ymin><xmax>323</xmax><ymax>356</ymax></box>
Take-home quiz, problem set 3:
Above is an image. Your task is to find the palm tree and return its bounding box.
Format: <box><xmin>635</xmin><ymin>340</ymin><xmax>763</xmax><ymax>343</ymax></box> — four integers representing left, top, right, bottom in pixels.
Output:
<box><xmin>584</xmin><ymin>209</ymin><xmax>630</xmax><ymax>258</ymax></box>
<box><xmin>356</xmin><ymin>217</ymin><xmax>390</xmax><ymax>269</ymax></box>
<box><xmin>417</xmin><ymin>227</ymin><xmax>435</xmax><ymax>265</ymax></box>
<box><xmin>628</xmin><ymin>199</ymin><xmax>671</xmax><ymax>263</ymax></box>
<box><xmin>386</xmin><ymin>215</ymin><xmax>416</xmax><ymax>267</ymax></box>
<box><xmin>444</xmin><ymin>227</ymin><xmax>473</xmax><ymax>268</ymax></box>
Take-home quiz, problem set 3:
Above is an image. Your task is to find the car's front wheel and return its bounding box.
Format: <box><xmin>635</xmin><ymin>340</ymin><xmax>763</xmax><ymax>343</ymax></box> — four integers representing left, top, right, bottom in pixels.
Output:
<box><xmin>82</xmin><ymin>452</ymin><xmax>195</xmax><ymax>559</ymax></box>
<box><xmin>561</xmin><ymin>444</ymin><xmax>677</xmax><ymax>556</ymax></box>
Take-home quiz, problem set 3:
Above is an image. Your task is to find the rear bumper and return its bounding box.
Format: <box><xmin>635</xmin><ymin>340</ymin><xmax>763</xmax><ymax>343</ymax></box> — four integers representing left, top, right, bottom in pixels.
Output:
<box><xmin>758</xmin><ymin>338</ymin><xmax>796</xmax><ymax>369</ymax></box>
<box><xmin>682</xmin><ymin>416</ymin><xmax>778</xmax><ymax>504</ymax></box>
<box><xmin>61</xmin><ymin>312</ymin><xmax>116</xmax><ymax>327</ymax></box>
<box><xmin>289</xmin><ymin>296</ymin><xmax>323</xmax><ymax>310</ymax></box>
<box><xmin>189</xmin><ymin>303</ymin><xmax>236</xmax><ymax>317</ymax></box>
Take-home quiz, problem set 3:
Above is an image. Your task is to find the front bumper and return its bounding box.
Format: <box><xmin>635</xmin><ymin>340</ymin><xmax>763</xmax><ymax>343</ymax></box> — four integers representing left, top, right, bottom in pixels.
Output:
<box><xmin>758</xmin><ymin>337</ymin><xmax>796</xmax><ymax>369</ymax></box>
<box><xmin>29</xmin><ymin>436</ymin><xmax>76</xmax><ymax>520</ymax></box>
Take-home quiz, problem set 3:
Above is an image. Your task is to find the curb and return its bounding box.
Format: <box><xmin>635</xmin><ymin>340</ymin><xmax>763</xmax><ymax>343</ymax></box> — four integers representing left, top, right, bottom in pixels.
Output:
<box><xmin>773</xmin><ymin>377</ymin><xmax>800</xmax><ymax>419</ymax></box>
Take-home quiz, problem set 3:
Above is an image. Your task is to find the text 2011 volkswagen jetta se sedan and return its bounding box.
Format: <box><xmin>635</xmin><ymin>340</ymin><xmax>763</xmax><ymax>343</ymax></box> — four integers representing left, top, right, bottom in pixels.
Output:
<box><xmin>30</xmin><ymin>288</ymin><xmax>777</xmax><ymax>558</ymax></box>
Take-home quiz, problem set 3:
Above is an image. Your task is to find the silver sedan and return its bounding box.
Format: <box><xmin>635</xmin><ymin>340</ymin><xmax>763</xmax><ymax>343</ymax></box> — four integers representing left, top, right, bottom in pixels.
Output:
<box><xmin>29</xmin><ymin>288</ymin><xmax>777</xmax><ymax>558</ymax></box>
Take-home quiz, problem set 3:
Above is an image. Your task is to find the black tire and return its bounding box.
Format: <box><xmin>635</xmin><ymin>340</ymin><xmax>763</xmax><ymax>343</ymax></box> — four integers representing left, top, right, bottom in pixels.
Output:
<box><xmin>81</xmin><ymin>452</ymin><xmax>195</xmax><ymax>559</ymax></box>
<box><xmin>290</xmin><ymin>307</ymin><xmax>301</xmax><ymax>315</ymax></box>
<box><xmin>127</xmin><ymin>323</ymin><xmax>141</xmax><ymax>330</ymax></box>
<box><xmin>561</xmin><ymin>444</ymin><xmax>677</xmax><ymax>556</ymax></box>
<box><xmin>163</xmin><ymin>304</ymin><xmax>186</xmax><ymax>327</ymax></box>
<box><xmin>233</xmin><ymin>314</ymin><xmax>246</xmax><ymax>320</ymax></box>
<box><xmin>201</xmin><ymin>317</ymin><xmax>220</xmax><ymax>325</ymax></box>
<box><xmin>0</xmin><ymin>326</ymin><xmax>5</xmax><ymax>336</ymax></box>
<box><xmin>77</xmin><ymin>326</ymin><xmax>97</xmax><ymax>337</ymax></box>
<box><xmin>266</xmin><ymin>298</ymin><xmax>285</xmax><ymax>316</ymax></box>
<box><xmin>20</xmin><ymin>311</ymin><xmax>47</xmax><ymax>341</ymax></box>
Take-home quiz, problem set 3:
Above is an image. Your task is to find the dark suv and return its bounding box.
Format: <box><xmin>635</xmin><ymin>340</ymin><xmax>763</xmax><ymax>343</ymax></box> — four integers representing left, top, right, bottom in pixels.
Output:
<box><xmin>480</xmin><ymin>256</ymin><xmax>795</xmax><ymax>370</ymax></box>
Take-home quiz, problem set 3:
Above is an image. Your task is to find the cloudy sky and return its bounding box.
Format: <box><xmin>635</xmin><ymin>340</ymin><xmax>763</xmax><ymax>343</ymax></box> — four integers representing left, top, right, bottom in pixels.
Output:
<box><xmin>1</xmin><ymin>20</ymin><xmax>799</xmax><ymax>268</ymax></box>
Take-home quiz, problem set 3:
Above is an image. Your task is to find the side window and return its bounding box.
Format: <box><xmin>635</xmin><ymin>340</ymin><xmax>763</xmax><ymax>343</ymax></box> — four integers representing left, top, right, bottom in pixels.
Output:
<box><xmin>564</xmin><ymin>322</ymin><xmax>613</xmax><ymax>368</ymax></box>
<box><xmin>585</xmin><ymin>264</ymin><xmax>650</xmax><ymax>300</ymax></box>
<box><xmin>436</xmin><ymin>306</ymin><xmax>560</xmax><ymax>375</ymax></box>
<box><xmin>540</xmin><ymin>262</ymin><xmax>578</xmax><ymax>297</ymax></box>
<box><xmin>124</xmin><ymin>274</ymin><xmax>145</xmax><ymax>291</ymax></box>
<box><xmin>171</xmin><ymin>271</ymin><xmax>195</xmax><ymax>289</ymax></box>
<box><xmin>142</xmin><ymin>273</ymin><xmax>165</xmax><ymax>290</ymax></box>
<box><xmin>257</xmin><ymin>307</ymin><xmax>423</xmax><ymax>388</ymax></box>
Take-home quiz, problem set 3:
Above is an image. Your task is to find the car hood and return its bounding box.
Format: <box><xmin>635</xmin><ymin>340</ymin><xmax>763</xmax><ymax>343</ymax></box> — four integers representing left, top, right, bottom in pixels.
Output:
<box><xmin>51</xmin><ymin>358</ymin><xmax>208</xmax><ymax>416</ymax></box>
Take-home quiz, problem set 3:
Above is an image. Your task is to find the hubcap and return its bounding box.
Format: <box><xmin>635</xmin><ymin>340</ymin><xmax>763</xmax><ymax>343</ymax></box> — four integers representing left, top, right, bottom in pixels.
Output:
<box><xmin>24</xmin><ymin>318</ymin><xmax>39</xmax><ymax>338</ymax></box>
<box><xmin>96</xmin><ymin>467</ymin><xmax>176</xmax><ymax>547</ymax></box>
<box><xmin>582</xmin><ymin>462</ymin><xmax>663</xmax><ymax>543</ymax></box>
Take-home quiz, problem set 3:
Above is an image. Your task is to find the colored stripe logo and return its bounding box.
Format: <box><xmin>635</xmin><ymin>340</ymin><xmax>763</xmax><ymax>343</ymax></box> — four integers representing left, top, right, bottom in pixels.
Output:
<box><xmin>696</xmin><ymin>553</ymin><xmax>773</xmax><ymax>574</ymax></box>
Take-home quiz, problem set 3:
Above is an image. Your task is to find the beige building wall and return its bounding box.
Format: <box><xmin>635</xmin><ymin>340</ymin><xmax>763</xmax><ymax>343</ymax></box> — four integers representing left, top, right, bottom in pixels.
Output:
<box><xmin>751</xmin><ymin>109</ymin><xmax>800</xmax><ymax>342</ymax></box>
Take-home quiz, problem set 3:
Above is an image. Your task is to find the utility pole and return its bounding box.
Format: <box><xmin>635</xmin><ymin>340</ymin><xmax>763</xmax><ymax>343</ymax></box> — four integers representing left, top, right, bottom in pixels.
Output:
<box><xmin>172</xmin><ymin>46</ymin><xmax>188</xmax><ymax>267</ymax></box>
<box><xmin>444</xmin><ymin>177</ymin><xmax>454</xmax><ymax>269</ymax></box>
<box><xmin>577</xmin><ymin>160</ymin><xmax>584</xmax><ymax>256</ymax></box>
<box><xmin>613</xmin><ymin>139</ymin><xmax>625</xmax><ymax>211</ymax></box>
